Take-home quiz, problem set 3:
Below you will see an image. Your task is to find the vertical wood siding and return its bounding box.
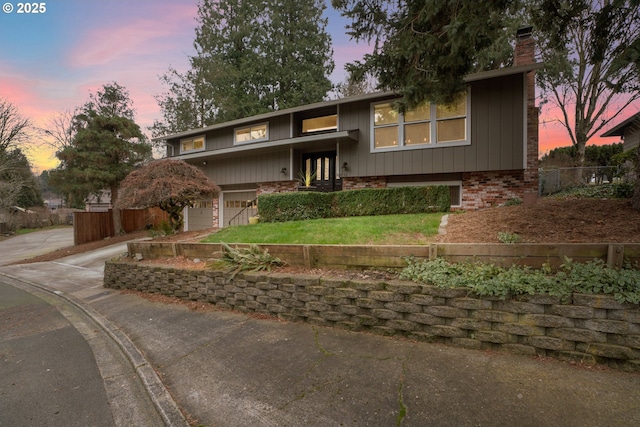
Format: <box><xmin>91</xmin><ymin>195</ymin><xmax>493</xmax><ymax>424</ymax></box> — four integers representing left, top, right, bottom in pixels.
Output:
<box><xmin>340</xmin><ymin>74</ymin><xmax>525</xmax><ymax>178</ymax></box>
<box><xmin>206</xmin><ymin>150</ymin><xmax>290</xmax><ymax>186</ymax></box>
<box><xmin>168</xmin><ymin>72</ymin><xmax>527</xmax><ymax>186</ymax></box>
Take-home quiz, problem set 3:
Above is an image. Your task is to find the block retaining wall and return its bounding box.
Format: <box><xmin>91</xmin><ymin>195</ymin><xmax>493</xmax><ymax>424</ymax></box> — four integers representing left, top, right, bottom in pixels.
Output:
<box><xmin>104</xmin><ymin>261</ymin><xmax>640</xmax><ymax>371</ymax></box>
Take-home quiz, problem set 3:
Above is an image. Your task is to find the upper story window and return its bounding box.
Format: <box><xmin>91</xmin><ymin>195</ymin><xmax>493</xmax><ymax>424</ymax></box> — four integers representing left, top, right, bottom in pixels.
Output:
<box><xmin>302</xmin><ymin>114</ymin><xmax>337</xmax><ymax>133</ymax></box>
<box><xmin>372</xmin><ymin>93</ymin><xmax>468</xmax><ymax>151</ymax></box>
<box><xmin>180</xmin><ymin>135</ymin><xmax>205</xmax><ymax>153</ymax></box>
<box><xmin>235</xmin><ymin>122</ymin><xmax>268</xmax><ymax>144</ymax></box>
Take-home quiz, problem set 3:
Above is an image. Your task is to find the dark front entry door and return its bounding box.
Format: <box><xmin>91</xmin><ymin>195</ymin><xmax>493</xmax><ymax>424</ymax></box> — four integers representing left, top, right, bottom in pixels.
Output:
<box><xmin>302</xmin><ymin>151</ymin><xmax>342</xmax><ymax>192</ymax></box>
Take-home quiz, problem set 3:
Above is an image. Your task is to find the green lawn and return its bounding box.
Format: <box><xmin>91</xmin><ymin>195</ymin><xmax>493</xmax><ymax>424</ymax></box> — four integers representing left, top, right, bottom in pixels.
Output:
<box><xmin>202</xmin><ymin>213</ymin><xmax>444</xmax><ymax>245</ymax></box>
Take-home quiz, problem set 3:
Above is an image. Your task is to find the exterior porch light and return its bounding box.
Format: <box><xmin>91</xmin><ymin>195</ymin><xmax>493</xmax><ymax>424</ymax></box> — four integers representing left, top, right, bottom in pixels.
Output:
<box><xmin>281</xmin><ymin>167</ymin><xmax>287</xmax><ymax>175</ymax></box>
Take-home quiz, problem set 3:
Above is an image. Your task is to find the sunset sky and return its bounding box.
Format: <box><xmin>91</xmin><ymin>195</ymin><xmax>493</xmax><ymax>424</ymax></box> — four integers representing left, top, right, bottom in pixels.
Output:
<box><xmin>0</xmin><ymin>0</ymin><xmax>636</xmax><ymax>173</ymax></box>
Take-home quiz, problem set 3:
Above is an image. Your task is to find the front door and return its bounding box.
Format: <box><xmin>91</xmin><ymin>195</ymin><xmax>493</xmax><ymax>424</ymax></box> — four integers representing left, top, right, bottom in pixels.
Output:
<box><xmin>302</xmin><ymin>151</ymin><xmax>342</xmax><ymax>192</ymax></box>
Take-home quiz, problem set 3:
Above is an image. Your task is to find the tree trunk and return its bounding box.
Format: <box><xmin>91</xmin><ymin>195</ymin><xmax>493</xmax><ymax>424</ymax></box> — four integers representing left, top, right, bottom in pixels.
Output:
<box><xmin>633</xmin><ymin>148</ymin><xmax>640</xmax><ymax>211</ymax></box>
<box><xmin>573</xmin><ymin>135</ymin><xmax>588</xmax><ymax>185</ymax></box>
<box><xmin>111</xmin><ymin>184</ymin><xmax>124</xmax><ymax>235</ymax></box>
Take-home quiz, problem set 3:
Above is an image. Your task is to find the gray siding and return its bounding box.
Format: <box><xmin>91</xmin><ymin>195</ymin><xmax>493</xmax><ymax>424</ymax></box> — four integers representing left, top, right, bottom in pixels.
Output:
<box><xmin>625</xmin><ymin>128</ymin><xmax>639</xmax><ymax>152</ymax></box>
<box><xmin>168</xmin><ymin>72</ymin><xmax>527</xmax><ymax>186</ymax></box>
<box><xmin>339</xmin><ymin>74</ymin><xmax>525</xmax><ymax>178</ymax></box>
<box><xmin>196</xmin><ymin>149</ymin><xmax>290</xmax><ymax>186</ymax></box>
<box><xmin>171</xmin><ymin>115</ymin><xmax>292</xmax><ymax>153</ymax></box>
<box><xmin>269</xmin><ymin>115</ymin><xmax>291</xmax><ymax>140</ymax></box>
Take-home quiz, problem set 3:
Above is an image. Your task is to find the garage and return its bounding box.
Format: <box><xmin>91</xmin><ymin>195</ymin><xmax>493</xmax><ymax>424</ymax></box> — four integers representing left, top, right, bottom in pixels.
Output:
<box><xmin>223</xmin><ymin>191</ymin><xmax>257</xmax><ymax>227</ymax></box>
<box><xmin>184</xmin><ymin>200</ymin><xmax>214</xmax><ymax>231</ymax></box>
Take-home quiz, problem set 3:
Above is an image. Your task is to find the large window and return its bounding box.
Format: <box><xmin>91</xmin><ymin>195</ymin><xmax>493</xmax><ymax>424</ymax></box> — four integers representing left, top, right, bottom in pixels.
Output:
<box><xmin>302</xmin><ymin>114</ymin><xmax>337</xmax><ymax>133</ymax></box>
<box><xmin>235</xmin><ymin>122</ymin><xmax>268</xmax><ymax>144</ymax></box>
<box><xmin>372</xmin><ymin>94</ymin><xmax>468</xmax><ymax>151</ymax></box>
<box><xmin>180</xmin><ymin>135</ymin><xmax>205</xmax><ymax>153</ymax></box>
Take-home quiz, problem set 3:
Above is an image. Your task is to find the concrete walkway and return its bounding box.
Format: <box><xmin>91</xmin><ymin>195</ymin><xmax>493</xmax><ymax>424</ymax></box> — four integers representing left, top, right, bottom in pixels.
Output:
<box><xmin>1</xmin><ymin>230</ymin><xmax>640</xmax><ymax>426</ymax></box>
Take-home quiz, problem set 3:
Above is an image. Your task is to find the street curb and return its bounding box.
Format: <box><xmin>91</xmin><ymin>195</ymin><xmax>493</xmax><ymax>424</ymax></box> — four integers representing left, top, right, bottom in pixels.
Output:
<box><xmin>0</xmin><ymin>271</ymin><xmax>189</xmax><ymax>427</ymax></box>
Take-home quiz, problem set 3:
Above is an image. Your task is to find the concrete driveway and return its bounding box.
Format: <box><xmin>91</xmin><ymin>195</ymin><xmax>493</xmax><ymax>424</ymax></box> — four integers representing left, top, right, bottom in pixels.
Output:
<box><xmin>0</xmin><ymin>227</ymin><xmax>74</xmax><ymax>266</ymax></box>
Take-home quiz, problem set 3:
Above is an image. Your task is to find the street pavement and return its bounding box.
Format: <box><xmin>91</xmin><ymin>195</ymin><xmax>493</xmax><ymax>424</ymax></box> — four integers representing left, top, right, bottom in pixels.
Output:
<box><xmin>1</xmin><ymin>228</ymin><xmax>640</xmax><ymax>426</ymax></box>
<box><xmin>0</xmin><ymin>280</ymin><xmax>114</xmax><ymax>426</ymax></box>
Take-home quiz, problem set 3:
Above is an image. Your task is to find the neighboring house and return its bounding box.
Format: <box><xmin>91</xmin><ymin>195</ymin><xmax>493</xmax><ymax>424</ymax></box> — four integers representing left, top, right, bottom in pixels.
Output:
<box><xmin>601</xmin><ymin>111</ymin><xmax>640</xmax><ymax>152</ymax></box>
<box><xmin>155</xmin><ymin>30</ymin><xmax>541</xmax><ymax>230</ymax></box>
<box><xmin>85</xmin><ymin>190</ymin><xmax>112</xmax><ymax>212</ymax></box>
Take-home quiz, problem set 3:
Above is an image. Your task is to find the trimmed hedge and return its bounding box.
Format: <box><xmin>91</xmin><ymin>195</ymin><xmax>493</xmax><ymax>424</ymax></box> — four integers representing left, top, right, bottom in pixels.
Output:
<box><xmin>258</xmin><ymin>186</ymin><xmax>450</xmax><ymax>222</ymax></box>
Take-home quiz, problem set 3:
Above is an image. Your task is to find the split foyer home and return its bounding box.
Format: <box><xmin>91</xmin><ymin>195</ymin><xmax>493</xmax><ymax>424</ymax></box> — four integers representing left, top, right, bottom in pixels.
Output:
<box><xmin>155</xmin><ymin>29</ymin><xmax>541</xmax><ymax>231</ymax></box>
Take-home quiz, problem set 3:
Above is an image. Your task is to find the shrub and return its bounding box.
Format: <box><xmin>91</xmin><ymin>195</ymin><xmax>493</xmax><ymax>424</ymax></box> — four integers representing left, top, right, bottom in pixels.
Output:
<box><xmin>258</xmin><ymin>186</ymin><xmax>450</xmax><ymax>223</ymax></box>
<box><xmin>400</xmin><ymin>257</ymin><xmax>640</xmax><ymax>304</ymax></box>
<box><xmin>502</xmin><ymin>198</ymin><xmax>522</xmax><ymax>206</ymax></box>
<box><xmin>497</xmin><ymin>231</ymin><xmax>521</xmax><ymax>243</ymax></box>
<box><xmin>257</xmin><ymin>191</ymin><xmax>333</xmax><ymax>222</ymax></box>
<box><xmin>218</xmin><ymin>243</ymin><xmax>285</xmax><ymax>278</ymax></box>
<box><xmin>612</xmin><ymin>182</ymin><xmax>634</xmax><ymax>198</ymax></box>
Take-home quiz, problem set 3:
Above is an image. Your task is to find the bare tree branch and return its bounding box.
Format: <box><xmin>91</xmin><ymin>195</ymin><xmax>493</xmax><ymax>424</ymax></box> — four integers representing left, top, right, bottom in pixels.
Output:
<box><xmin>0</xmin><ymin>99</ymin><xmax>30</xmax><ymax>152</ymax></box>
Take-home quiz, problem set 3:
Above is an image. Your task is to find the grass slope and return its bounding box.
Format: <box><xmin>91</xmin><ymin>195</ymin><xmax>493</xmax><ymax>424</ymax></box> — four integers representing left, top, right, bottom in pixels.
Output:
<box><xmin>202</xmin><ymin>213</ymin><xmax>444</xmax><ymax>245</ymax></box>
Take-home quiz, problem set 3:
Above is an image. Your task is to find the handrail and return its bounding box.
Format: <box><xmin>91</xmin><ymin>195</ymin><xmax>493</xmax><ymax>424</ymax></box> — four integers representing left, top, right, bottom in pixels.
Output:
<box><xmin>227</xmin><ymin>198</ymin><xmax>258</xmax><ymax>226</ymax></box>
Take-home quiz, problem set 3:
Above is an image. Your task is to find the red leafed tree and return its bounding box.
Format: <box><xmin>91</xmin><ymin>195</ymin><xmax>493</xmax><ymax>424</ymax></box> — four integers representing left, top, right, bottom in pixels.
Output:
<box><xmin>116</xmin><ymin>159</ymin><xmax>219</xmax><ymax>232</ymax></box>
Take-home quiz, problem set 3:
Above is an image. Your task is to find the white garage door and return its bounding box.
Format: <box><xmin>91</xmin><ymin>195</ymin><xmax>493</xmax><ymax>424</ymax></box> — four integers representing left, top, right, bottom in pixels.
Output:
<box><xmin>223</xmin><ymin>191</ymin><xmax>257</xmax><ymax>227</ymax></box>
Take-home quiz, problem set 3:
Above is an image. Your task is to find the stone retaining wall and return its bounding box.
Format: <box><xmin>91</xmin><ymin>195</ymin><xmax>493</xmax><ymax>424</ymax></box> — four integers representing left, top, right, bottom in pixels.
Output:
<box><xmin>104</xmin><ymin>261</ymin><xmax>640</xmax><ymax>371</ymax></box>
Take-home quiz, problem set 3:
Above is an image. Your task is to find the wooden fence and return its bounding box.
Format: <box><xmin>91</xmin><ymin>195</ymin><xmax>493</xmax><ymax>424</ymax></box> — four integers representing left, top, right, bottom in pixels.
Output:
<box><xmin>126</xmin><ymin>241</ymin><xmax>640</xmax><ymax>270</ymax></box>
<box><xmin>74</xmin><ymin>208</ymin><xmax>168</xmax><ymax>245</ymax></box>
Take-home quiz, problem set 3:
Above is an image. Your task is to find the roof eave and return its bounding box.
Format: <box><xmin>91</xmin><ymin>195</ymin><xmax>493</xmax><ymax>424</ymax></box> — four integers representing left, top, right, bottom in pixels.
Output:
<box><xmin>154</xmin><ymin>63</ymin><xmax>544</xmax><ymax>142</ymax></box>
<box><xmin>463</xmin><ymin>62</ymin><xmax>544</xmax><ymax>82</ymax></box>
<box><xmin>601</xmin><ymin>111</ymin><xmax>640</xmax><ymax>137</ymax></box>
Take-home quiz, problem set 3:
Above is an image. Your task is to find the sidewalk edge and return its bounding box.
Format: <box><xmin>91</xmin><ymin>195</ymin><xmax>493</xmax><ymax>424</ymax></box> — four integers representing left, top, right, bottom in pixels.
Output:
<box><xmin>0</xmin><ymin>271</ymin><xmax>189</xmax><ymax>427</ymax></box>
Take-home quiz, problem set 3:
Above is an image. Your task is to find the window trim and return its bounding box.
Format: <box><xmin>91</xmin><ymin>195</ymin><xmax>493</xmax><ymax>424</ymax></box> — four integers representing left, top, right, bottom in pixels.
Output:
<box><xmin>370</xmin><ymin>92</ymin><xmax>470</xmax><ymax>153</ymax></box>
<box><xmin>180</xmin><ymin>135</ymin><xmax>206</xmax><ymax>154</ymax></box>
<box><xmin>234</xmin><ymin>122</ymin><xmax>269</xmax><ymax>145</ymax></box>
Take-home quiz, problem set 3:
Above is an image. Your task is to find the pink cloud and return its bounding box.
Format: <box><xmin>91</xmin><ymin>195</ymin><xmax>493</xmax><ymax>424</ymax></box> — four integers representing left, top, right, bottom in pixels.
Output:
<box><xmin>0</xmin><ymin>75</ymin><xmax>46</xmax><ymax>117</ymax></box>
<box><xmin>538</xmin><ymin>100</ymin><xmax>638</xmax><ymax>157</ymax></box>
<box><xmin>68</xmin><ymin>3</ymin><xmax>197</xmax><ymax>68</ymax></box>
<box><xmin>332</xmin><ymin>43</ymin><xmax>373</xmax><ymax>81</ymax></box>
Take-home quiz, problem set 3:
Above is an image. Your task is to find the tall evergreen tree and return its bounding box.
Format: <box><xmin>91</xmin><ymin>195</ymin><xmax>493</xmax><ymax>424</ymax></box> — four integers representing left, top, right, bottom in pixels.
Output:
<box><xmin>332</xmin><ymin>0</ymin><xmax>522</xmax><ymax>107</ymax></box>
<box><xmin>49</xmin><ymin>83</ymin><xmax>151</xmax><ymax>233</ymax></box>
<box><xmin>151</xmin><ymin>0</ymin><xmax>334</xmax><ymax>137</ymax></box>
<box><xmin>262</xmin><ymin>0</ymin><xmax>334</xmax><ymax>110</ymax></box>
<box><xmin>192</xmin><ymin>0</ymin><xmax>267</xmax><ymax>122</ymax></box>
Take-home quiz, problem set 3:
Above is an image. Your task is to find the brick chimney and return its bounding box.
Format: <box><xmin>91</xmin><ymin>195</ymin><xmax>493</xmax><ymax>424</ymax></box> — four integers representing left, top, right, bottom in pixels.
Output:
<box><xmin>514</xmin><ymin>26</ymin><xmax>535</xmax><ymax>67</ymax></box>
<box><xmin>515</xmin><ymin>25</ymin><xmax>539</xmax><ymax>204</ymax></box>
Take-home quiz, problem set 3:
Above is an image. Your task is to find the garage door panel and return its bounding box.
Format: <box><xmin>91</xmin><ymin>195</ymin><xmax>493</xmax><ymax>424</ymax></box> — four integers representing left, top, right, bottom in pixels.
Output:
<box><xmin>224</xmin><ymin>191</ymin><xmax>257</xmax><ymax>227</ymax></box>
<box><xmin>186</xmin><ymin>200</ymin><xmax>213</xmax><ymax>231</ymax></box>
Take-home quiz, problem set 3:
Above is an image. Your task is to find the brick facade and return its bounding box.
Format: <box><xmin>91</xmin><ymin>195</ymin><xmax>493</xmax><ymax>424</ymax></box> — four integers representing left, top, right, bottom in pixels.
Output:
<box><xmin>461</xmin><ymin>170</ymin><xmax>528</xmax><ymax>210</ymax></box>
<box><xmin>257</xmin><ymin>181</ymin><xmax>298</xmax><ymax>196</ymax></box>
<box><xmin>516</xmin><ymin>27</ymin><xmax>540</xmax><ymax>205</ymax></box>
<box><xmin>212</xmin><ymin>197</ymin><xmax>219</xmax><ymax>228</ymax></box>
<box><xmin>105</xmin><ymin>261</ymin><xmax>640</xmax><ymax>371</ymax></box>
<box><xmin>342</xmin><ymin>176</ymin><xmax>387</xmax><ymax>190</ymax></box>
